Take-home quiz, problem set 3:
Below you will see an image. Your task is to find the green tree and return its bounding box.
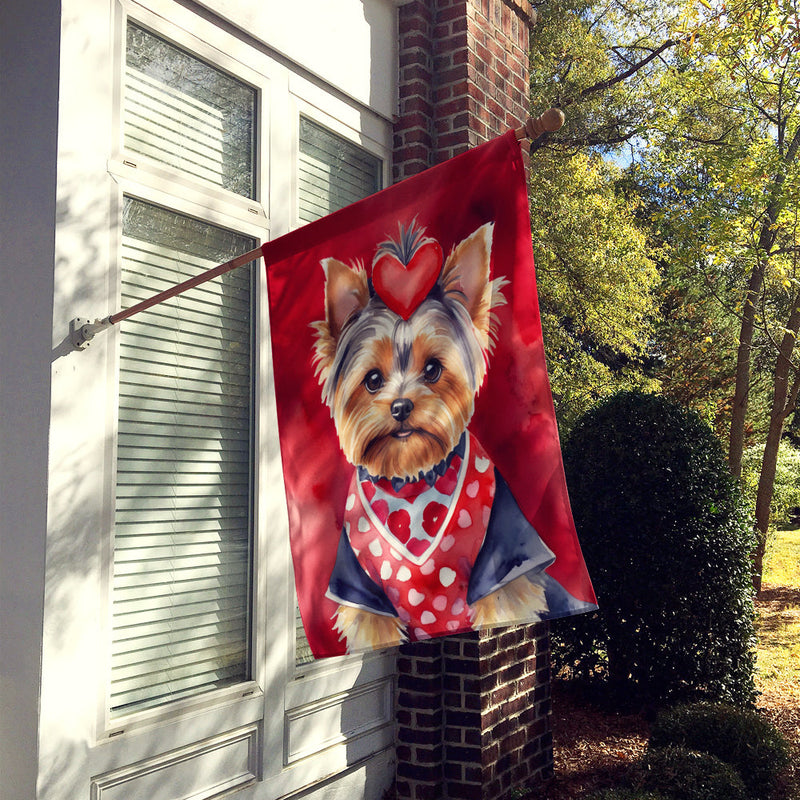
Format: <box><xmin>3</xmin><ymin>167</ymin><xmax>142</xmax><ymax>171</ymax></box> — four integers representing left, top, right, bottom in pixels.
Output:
<box><xmin>527</xmin><ymin>0</ymin><xmax>672</xmax><ymax>429</ymax></box>
<box><xmin>529</xmin><ymin>0</ymin><xmax>682</xmax><ymax>156</ymax></box>
<box><xmin>633</xmin><ymin>0</ymin><xmax>800</xmax><ymax>589</ymax></box>
<box><xmin>529</xmin><ymin>0</ymin><xmax>799</xmax><ymax>591</ymax></box>
<box><xmin>528</xmin><ymin>151</ymin><xmax>660</xmax><ymax>429</ymax></box>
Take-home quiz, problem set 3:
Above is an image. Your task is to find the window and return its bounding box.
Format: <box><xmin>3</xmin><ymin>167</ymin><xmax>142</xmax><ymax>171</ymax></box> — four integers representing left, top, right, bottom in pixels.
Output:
<box><xmin>109</xmin><ymin>22</ymin><xmax>258</xmax><ymax>717</ymax></box>
<box><xmin>294</xmin><ymin>116</ymin><xmax>382</xmax><ymax>665</ymax></box>
<box><xmin>298</xmin><ymin>116</ymin><xmax>382</xmax><ymax>224</ymax></box>
<box><xmin>46</xmin><ymin>0</ymin><xmax>396</xmax><ymax>794</ymax></box>
<box><xmin>124</xmin><ymin>22</ymin><xmax>256</xmax><ymax>198</ymax></box>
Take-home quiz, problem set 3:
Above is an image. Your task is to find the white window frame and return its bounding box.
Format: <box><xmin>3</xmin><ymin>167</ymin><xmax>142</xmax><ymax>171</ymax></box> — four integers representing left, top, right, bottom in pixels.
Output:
<box><xmin>43</xmin><ymin>0</ymin><xmax>398</xmax><ymax>794</ymax></box>
<box><xmin>100</xmin><ymin>1</ymin><xmax>273</xmax><ymax>742</ymax></box>
<box><xmin>256</xmin><ymin>74</ymin><xmax>398</xmax><ymax>796</ymax></box>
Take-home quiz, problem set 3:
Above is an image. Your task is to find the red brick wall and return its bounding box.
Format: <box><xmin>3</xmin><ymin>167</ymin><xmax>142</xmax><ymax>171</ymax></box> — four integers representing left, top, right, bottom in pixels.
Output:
<box><xmin>392</xmin><ymin>5</ymin><xmax>552</xmax><ymax>798</ymax></box>
<box><xmin>395</xmin><ymin>627</ymin><xmax>553</xmax><ymax>800</ymax></box>
<box><xmin>394</xmin><ymin>0</ymin><xmax>534</xmax><ymax>181</ymax></box>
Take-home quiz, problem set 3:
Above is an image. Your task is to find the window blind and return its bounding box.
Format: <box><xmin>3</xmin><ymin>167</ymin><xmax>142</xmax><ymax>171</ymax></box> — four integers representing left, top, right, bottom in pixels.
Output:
<box><xmin>125</xmin><ymin>23</ymin><xmax>256</xmax><ymax>199</ymax></box>
<box><xmin>295</xmin><ymin>118</ymin><xmax>382</xmax><ymax>664</ymax></box>
<box><xmin>298</xmin><ymin>117</ymin><xmax>381</xmax><ymax>224</ymax></box>
<box><xmin>111</xmin><ymin>198</ymin><xmax>255</xmax><ymax>715</ymax></box>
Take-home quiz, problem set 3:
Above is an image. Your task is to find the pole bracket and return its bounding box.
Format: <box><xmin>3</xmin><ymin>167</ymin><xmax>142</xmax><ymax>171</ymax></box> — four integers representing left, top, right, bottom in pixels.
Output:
<box><xmin>69</xmin><ymin>317</ymin><xmax>113</xmax><ymax>350</ymax></box>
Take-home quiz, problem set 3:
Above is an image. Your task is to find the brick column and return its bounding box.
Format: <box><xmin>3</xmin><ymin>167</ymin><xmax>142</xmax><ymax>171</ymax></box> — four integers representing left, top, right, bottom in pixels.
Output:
<box><xmin>393</xmin><ymin>2</ymin><xmax>554</xmax><ymax>799</ymax></box>
<box><xmin>396</xmin><ymin>640</ymin><xmax>445</xmax><ymax>800</ymax></box>
<box><xmin>395</xmin><ymin>627</ymin><xmax>553</xmax><ymax>800</ymax></box>
<box><xmin>394</xmin><ymin>0</ymin><xmax>534</xmax><ymax>177</ymax></box>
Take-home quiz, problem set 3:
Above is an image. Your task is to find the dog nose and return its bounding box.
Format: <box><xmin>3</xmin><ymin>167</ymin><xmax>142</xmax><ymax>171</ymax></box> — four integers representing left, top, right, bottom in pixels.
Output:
<box><xmin>391</xmin><ymin>397</ymin><xmax>414</xmax><ymax>422</ymax></box>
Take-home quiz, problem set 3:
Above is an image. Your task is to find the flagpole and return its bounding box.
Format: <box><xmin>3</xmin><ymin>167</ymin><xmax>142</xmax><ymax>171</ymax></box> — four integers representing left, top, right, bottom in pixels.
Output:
<box><xmin>70</xmin><ymin>109</ymin><xmax>563</xmax><ymax>350</ymax></box>
<box><xmin>514</xmin><ymin>107</ymin><xmax>564</xmax><ymax>141</ymax></box>
<box><xmin>69</xmin><ymin>245</ymin><xmax>264</xmax><ymax>349</ymax></box>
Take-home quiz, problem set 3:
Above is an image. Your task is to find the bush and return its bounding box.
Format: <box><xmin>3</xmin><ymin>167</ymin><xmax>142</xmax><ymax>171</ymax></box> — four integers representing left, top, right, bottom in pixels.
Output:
<box><xmin>649</xmin><ymin>702</ymin><xmax>790</xmax><ymax>798</ymax></box>
<box><xmin>633</xmin><ymin>746</ymin><xmax>748</xmax><ymax>800</ymax></box>
<box><xmin>555</xmin><ymin>391</ymin><xmax>757</xmax><ymax>707</ymax></box>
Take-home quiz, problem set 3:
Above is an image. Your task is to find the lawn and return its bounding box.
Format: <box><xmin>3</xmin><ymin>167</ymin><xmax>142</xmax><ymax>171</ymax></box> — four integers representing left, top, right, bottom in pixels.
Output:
<box><xmin>757</xmin><ymin>528</ymin><xmax>800</xmax><ymax>698</ymax></box>
<box><xmin>542</xmin><ymin>527</ymin><xmax>800</xmax><ymax>799</ymax></box>
<box><xmin>755</xmin><ymin>528</ymin><xmax>800</xmax><ymax>800</ymax></box>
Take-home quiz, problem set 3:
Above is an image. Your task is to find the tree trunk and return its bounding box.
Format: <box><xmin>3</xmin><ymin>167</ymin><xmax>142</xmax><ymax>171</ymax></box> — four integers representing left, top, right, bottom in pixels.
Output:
<box><xmin>728</xmin><ymin>127</ymin><xmax>800</xmax><ymax>479</ymax></box>
<box><xmin>729</xmin><ymin>265</ymin><xmax>765</xmax><ymax>478</ymax></box>
<box><xmin>753</xmin><ymin>300</ymin><xmax>800</xmax><ymax>593</ymax></box>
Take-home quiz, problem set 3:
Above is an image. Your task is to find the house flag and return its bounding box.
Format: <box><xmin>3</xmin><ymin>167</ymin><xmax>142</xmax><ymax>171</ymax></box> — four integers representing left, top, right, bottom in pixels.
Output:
<box><xmin>263</xmin><ymin>130</ymin><xmax>597</xmax><ymax>658</ymax></box>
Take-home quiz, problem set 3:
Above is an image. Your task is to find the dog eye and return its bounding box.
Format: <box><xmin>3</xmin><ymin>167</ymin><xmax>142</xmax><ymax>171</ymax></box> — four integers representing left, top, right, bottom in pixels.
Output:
<box><xmin>423</xmin><ymin>358</ymin><xmax>443</xmax><ymax>383</ymax></box>
<box><xmin>364</xmin><ymin>369</ymin><xmax>384</xmax><ymax>393</ymax></box>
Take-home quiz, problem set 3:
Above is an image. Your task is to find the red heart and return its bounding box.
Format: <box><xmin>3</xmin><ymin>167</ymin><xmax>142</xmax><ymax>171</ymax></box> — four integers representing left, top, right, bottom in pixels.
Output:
<box><xmin>362</xmin><ymin>482</ymin><xmax>377</xmax><ymax>503</ymax></box>
<box><xmin>406</xmin><ymin>537</ymin><xmax>430</xmax><ymax>558</ymax></box>
<box><xmin>387</xmin><ymin>508</ymin><xmax>412</xmax><ymax>543</ymax></box>
<box><xmin>372</xmin><ymin>240</ymin><xmax>443</xmax><ymax>319</ymax></box>
<box><xmin>422</xmin><ymin>501</ymin><xmax>448</xmax><ymax>537</ymax></box>
<box><xmin>433</xmin><ymin>458</ymin><xmax>461</xmax><ymax>496</ymax></box>
<box><xmin>371</xmin><ymin>498</ymin><xmax>389</xmax><ymax>525</ymax></box>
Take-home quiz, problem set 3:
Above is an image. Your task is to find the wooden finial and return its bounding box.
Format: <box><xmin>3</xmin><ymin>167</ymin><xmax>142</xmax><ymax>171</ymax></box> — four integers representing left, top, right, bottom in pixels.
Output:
<box><xmin>515</xmin><ymin>108</ymin><xmax>565</xmax><ymax>141</ymax></box>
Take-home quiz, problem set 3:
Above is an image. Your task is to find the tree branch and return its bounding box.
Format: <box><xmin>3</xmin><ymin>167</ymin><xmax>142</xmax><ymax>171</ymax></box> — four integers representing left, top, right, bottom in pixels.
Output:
<box><xmin>683</xmin><ymin>128</ymin><xmax>737</xmax><ymax>146</ymax></box>
<box><xmin>557</xmin><ymin>39</ymin><xmax>678</xmax><ymax>108</ymax></box>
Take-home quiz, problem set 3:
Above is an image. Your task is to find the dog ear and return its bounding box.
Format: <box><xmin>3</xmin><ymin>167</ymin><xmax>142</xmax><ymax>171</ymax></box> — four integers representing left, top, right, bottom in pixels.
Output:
<box><xmin>322</xmin><ymin>259</ymin><xmax>370</xmax><ymax>340</ymax></box>
<box><xmin>440</xmin><ymin>222</ymin><xmax>494</xmax><ymax>336</ymax></box>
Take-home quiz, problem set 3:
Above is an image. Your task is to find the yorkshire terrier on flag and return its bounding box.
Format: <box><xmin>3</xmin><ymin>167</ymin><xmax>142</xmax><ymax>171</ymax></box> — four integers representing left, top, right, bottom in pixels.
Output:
<box><xmin>312</xmin><ymin>220</ymin><xmax>584</xmax><ymax>652</ymax></box>
<box><xmin>264</xmin><ymin>130</ymin><xmax>597</xmax><ymax>658</ymax></box>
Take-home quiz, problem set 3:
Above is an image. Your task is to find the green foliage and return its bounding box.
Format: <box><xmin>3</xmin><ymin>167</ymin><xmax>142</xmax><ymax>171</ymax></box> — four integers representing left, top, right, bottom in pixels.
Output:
<box><xmin>527</xmin><ymin>0</ymin><xmax>668</xmax><ymax>432</ymax></box>
<box><xmin>529</xmin><ymin>0</ymin><xmax>680</xmax><ymax>154</ymax></box>
<box><xmin>632</xmin><ymin>0</ymin><xmax>800</xmax><ymax>456</ymax></box>
<box><xmin>632</xmin><ymin>746</ymin><xmax>748</xmax><ymax>800</ymax></box>
<box><xmin>530</xmin><ymin>153</ymin><xmax>660</xmax><ymax>431</ymax></box>
<box><xmin>648</xmin><ymin>267</ymin><xmax>743</xmax><ymax>440</ymax></box>
<box><xmin>554</xmin><ymin>391</ymin><xmax>757</xmax><ymax>706</ymax></box>
<box><xmin>741</xmin><ymin>440</ymin><xmax>800</xmax><ymax>526</ymax></box>
<box><xmin>649</xmin><ymin>702</ymin><xmax>790</xmax><ymax>799</ymax></box>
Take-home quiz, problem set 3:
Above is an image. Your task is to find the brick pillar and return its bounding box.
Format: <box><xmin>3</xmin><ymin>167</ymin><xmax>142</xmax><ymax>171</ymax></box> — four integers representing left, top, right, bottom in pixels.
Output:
<box><xmin>395</xmin><ymin>628</ymin><xmax>553</xmax><ymax>800</ymax></box>
<box><xmin>393</xmin><ymin>2</ymin><xmax>554</xmax><ymax>799</ymax></box>
<box><xmin>394</xmin><ymin>0</ymin><xmax>534</xmax><ymax>178</ymax></box>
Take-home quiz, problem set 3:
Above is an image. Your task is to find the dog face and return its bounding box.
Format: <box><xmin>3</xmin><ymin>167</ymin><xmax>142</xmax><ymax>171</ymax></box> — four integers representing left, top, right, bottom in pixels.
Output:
<box><xmin>312</xmin><ymin>222</ymin><xmax>505</xmax><ymax>481</ymax></box>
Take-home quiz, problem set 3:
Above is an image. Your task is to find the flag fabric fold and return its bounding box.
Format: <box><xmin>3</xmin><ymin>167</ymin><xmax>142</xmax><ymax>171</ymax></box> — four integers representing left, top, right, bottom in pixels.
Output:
<box><xmin>264</xmin><ymin>130</ymin><xmax>597</xmax><ymax>658</ymax></box>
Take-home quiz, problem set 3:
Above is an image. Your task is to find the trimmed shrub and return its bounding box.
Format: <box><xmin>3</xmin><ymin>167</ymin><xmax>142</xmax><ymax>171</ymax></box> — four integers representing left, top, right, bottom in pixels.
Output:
<box><xmin>633</xmin><ymin>746</ymin><xmax>748</xmax><ymax>800</ymax></box>
<box><xmin>555</xmin><ymin>391</ymin><xmax>757</xmax><ymax>707</ymax></box>
<box><xmin>649</xmin><ymin>702</ymin><xmax>790</xmax><ymax>798</ymax></box>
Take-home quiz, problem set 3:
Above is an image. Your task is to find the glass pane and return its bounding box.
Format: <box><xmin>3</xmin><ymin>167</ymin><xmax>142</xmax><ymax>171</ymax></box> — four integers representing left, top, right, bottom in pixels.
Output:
<box><xmin>298</xmin><ymin>116</ymin><xmax>381</xmax><ymax>223</ymax></box>
<box><xmin>295</xmin><ymin>119</ymin><xmax>382</xmax><ymax>665</ymax></box>
<box><xmin>111</xmin><ymin>197</ymin><xmax>255</xmax><ymax>715</ymax></box>
<box><xmin>125</xmin><ymin>23</ymin><xmax>256</xmax><ymax>198</ymax></box>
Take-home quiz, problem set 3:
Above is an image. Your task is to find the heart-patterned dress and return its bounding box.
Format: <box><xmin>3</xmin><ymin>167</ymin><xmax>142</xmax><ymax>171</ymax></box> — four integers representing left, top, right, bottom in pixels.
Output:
<box><xmin>327</xmin><ymin>432</ymin><xmax>558</xmax><ymax>643</ymax></box>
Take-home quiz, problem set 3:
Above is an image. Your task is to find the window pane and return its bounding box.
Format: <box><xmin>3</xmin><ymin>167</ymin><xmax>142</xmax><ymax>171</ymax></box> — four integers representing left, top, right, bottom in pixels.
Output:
<box><xmin>298</xmin><ymin>117</ymin><xmax>381</xmax><ymax>223</ymax></box>
<box><xmin>295</xmin><ymin>120</ymin><xmax>382</xmax><ymax>664</ymax></box>
<box><xmin>111</xmin><ymin>197</ymin><xmax>255</xmax><ymax>715</ymax></box>
<box><xmin>125</xmin><ymin>23</ymin><xmax>256</xmax><ymax>198</ymax></box>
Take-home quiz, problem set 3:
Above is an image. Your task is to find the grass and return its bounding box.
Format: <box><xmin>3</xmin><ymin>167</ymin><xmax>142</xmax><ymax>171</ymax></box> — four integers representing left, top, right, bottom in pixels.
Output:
<box><xmin>756</xmin><ymin>528</ymin><xmax>800</xmax><ymax>700</ymax></box>
<box><xmin>754</xmin><ymin>527</ymin><xmax>800</xmax><ymax>800</ymax></box>
<box><xmin>764</xmin><ymin>528</ymin><xmax>800</xmax><ymax>588</ymax></box>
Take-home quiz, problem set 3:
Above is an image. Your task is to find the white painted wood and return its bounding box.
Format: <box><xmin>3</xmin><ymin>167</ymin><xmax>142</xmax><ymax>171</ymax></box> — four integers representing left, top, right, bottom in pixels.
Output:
<box><xmin>0</xmin><ymin>0</ymin><xmax>61</xmax><ymax>797</ymax></box>
<box><xmin>191</xmin><ymin>0</ymin><xmax>398</xmax><ymax>121</ymax></box>
<box><xmin>20</xmin><ymin>0</ymin><xmax>399</xmax><ymax>798</ymax></box>
<box><xmin>91</xmin><ymin>725</ymin><xmax>260</xmax><ymax>800</ymax></box>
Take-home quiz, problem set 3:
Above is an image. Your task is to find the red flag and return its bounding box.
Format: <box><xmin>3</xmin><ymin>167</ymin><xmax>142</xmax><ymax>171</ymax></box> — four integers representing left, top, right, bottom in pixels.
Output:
<box><xmin>264</xmin><ymin>130</ymin><xmax>596</xmax><ymax>658</ymax></box>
